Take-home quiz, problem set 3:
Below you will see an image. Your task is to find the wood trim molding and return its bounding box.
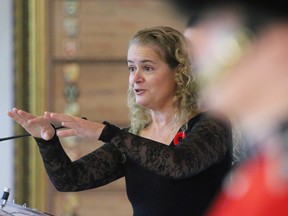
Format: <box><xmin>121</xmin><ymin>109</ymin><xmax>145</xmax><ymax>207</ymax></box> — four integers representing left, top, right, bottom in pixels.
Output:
<box><xmin>14</xmin><ymin>0</ymin><xmax>48</xmax><ymax>211</ymax></box>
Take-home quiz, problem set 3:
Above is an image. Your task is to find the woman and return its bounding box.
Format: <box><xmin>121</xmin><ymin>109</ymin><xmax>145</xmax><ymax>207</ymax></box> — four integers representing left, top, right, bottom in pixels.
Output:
<box><xmin>8</xmin><ymin>26</ymin><xmax>232</xmax><ymax>216</ymax></box>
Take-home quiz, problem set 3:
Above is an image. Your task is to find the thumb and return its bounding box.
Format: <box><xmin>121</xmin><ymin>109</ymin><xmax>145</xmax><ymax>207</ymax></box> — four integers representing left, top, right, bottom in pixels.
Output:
<box><xmin>41</xmin><ymin>124</ymin><xmax>55</xmax><ymax>140</ymax></box>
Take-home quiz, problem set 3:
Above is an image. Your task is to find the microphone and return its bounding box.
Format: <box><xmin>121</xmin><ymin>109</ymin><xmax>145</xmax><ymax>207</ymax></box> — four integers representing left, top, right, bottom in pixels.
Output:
<box><xmin>0</xmin><ymin>117</ymin><xmax>87</xmax><ymax>142</ymax></box>
<box><xmin>1</xmin><ymin>187</ymin><xmax>10</xmax><ymax>208</ymax></box>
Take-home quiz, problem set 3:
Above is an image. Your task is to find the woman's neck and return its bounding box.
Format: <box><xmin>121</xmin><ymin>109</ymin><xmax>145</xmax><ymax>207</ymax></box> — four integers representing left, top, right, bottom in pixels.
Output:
<box><xmin>140</xmin><ymin>111</ymin><xmax>185</xmax><ymax>145</ymax></box>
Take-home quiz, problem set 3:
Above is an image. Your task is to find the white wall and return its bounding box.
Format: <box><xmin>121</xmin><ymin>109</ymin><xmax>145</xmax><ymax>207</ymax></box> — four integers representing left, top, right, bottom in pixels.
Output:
<box><xmin>0</xmin><ymin>0</ymin><xmax>14</xmax><ymax>200</ymax></box>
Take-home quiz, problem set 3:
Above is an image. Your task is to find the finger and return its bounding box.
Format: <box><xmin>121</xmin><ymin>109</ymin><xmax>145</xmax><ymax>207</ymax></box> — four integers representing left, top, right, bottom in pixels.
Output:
<box><xmin>49</xmin><ymin>112</ymin><xmax>71</xmax><ymax>123</ymax></box>
<box><xmin>42</xmin><ymin>127</ymin><xmax>55</xmax><ymax>140</ymax></box>
<box><xmin>61</xmin><ymin>117</ymin><xmax>82</xmax><ymax>129</ymax></box>
<box><xmin>43</xmin><ymin>111</ymin><xmax>61</xmax><ymax>127</ymax></box>
<box><xmin>17</xmin><ymin>109</ymin><xmax>38</xmax><ymax>121</ymax></box>
<box><xmin>7</xmin><ymin>110</ymin><xmax>16</xmax><ymax>119</ymax></box>
<box><xmin>43</xmin><ymin>111</ymin><xmax>53</xmax><ymax>120</ymax></box>
<box><xmin>42</xmin><ymin>132</ymin><xmax>51</xmax><ymax>140</ymax></box>
<box><xmin>9</xmin><ymin>108</ymin><xmax>25</xmax><ymax>121</ymax></box>
<box><xmin>7</xmin><ymin>110</ymin><xmax>27</xmax><ymax>125</ymax></box>
<box><xmin>12</xmin><ymin>107</ymin><xmax>19</xmax><ymax>113</ymax></box>
<box><xmin>56</xmin><ymin>129</ymin><xmax>76</xmax><ymax>138</ymax></box>
<box><xmin>51</xmin><ymin>113</ymin><xmax>82</xmax><ymax>130</ymax></box>
<box><xmin>27</xmin><ymin>116</ymin><xmax>45</xmax><ymax>125</ymax></box>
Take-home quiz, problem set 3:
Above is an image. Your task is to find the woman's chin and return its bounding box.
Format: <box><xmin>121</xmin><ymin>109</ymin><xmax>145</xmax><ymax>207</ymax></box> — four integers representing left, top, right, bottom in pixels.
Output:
<box><xmin>136</xmin><ymin>100</ymin><xmax>149</xmax><ymax>108</ymax></box>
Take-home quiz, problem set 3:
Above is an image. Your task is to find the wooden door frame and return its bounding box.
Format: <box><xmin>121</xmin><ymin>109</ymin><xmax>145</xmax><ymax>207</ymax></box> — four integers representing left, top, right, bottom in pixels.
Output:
<box><xmin>14</xmin><ymin>0</ymin><xmax>48</xmax><ymax>211</ymax></box>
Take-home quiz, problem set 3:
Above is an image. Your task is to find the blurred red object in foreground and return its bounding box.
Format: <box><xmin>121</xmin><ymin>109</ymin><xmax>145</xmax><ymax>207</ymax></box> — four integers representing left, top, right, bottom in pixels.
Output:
<box><xmin>207</xmin><ymin>152</ymin><xmax>288</xmax><ymax>216</ymax></box>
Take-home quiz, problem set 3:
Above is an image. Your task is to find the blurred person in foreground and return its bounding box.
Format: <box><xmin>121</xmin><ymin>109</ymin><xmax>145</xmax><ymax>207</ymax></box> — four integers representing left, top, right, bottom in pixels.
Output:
<box><xmin>183</xmin><ymin>13</ymin><xmax>249</xmax><ymax>167</ymax></box>
<box><xmin>171</xmin><ymin>0</ymin><xmax>288</xmax><ymax>215</ymax></box>
<box><xmin>8</xmin><ymin>26</ymin><xmax>233</xmax><ymax>216</ymax></box>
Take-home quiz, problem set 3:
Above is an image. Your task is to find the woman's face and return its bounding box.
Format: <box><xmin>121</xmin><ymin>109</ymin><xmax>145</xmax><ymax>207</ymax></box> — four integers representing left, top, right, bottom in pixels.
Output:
<box><xmin>128</xmin><ymin>44</ymin><xmax>177</xmax><ymax>110</ymax></box>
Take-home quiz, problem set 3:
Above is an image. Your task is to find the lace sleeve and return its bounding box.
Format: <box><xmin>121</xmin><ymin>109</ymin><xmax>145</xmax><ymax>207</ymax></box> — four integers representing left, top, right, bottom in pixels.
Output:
<box><xmin>35</xmin><ymin>135</ymin><xmax>125</xmax><ymax>192</ymax></box>
<box><xmin>99</xmin><ymin>112</ymin><xmax>232</xmax><ymax>178</ymax></box>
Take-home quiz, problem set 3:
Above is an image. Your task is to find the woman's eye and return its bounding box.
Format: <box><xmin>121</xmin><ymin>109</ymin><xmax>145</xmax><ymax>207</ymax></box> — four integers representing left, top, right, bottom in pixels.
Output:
<box><xmin>144</xmin><ymin>66</ymin><xmax>153</xmax><ymax>71</ymax></box>
<box><xmin>128</xmin><ymin>66</ymin><xmax>136</xmax><ymax>73</ymax></box>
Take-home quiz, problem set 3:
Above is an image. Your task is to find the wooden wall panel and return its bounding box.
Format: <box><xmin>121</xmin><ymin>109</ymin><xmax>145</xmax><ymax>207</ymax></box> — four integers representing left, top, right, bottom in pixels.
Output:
<box><xmin>46</xmin><ymin>0</ymin><xmax>185</xmax><ymax>215</ymax></box>
<box><xmin>53</xmin><ymin>190</ymin><xmax>132</xmax><ymax>216</ymax></box>
<box><xmin>52</xmin><ymin>63</ymin><xmax>129</xmax><ymax>125</ymax></box>
<box><xmin>51</xmin><ymin>0</ymin><xmax>185</xmax><ymax>59</ymax></box>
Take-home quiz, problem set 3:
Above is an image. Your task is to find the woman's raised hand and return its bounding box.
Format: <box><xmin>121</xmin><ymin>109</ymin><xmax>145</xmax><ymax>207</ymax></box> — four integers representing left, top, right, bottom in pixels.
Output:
<box><xmin>7</xmin><ymin>108</ymin><xmax>55</xmax><ymax>140</ymax></box>
<box><xmin>8</xmin><ymin>108</ymin><xmax>105</xmax><ymax>140</ymax></box>
<box><xmin>44</xmin><ymin>111</ymin><xmax>105</xmax><ymax>140</ymax></box>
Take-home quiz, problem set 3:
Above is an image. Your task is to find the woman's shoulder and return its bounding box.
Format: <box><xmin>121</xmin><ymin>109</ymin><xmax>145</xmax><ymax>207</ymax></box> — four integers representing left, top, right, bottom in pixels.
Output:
<box><xmin>188</xmin><ymin>111</ymin><xmax>231</xmax><ymax>128</ymax></box>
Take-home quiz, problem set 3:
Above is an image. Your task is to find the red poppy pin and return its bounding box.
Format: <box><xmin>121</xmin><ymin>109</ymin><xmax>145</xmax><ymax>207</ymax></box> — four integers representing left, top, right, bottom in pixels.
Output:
<box><xmin>173</xmin><ymin>131</ymin><xmax>186</xmax><ymax>146</ymax></box>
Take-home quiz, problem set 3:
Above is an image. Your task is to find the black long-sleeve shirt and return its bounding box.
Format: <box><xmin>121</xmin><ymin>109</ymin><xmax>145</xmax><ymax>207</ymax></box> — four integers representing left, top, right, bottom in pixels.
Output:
<box><xmin>35</xmin><ymin>112</ymin><xmax>233</xmax><ymax>216</ymax></box>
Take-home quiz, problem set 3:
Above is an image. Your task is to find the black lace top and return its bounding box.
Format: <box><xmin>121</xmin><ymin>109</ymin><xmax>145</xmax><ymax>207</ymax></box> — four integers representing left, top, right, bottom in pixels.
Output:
<box><xmin>35</xmin><ymin>112</ymin><xmax>232</xmax><ymax>216</ymax></box>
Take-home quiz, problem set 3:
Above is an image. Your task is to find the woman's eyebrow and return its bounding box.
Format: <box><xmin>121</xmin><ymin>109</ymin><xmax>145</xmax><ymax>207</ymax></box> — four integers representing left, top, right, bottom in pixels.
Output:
<box><xmin>127</xmin><ymin>59</ymin><xmax>156</xmax><ymax>64</ymax></box>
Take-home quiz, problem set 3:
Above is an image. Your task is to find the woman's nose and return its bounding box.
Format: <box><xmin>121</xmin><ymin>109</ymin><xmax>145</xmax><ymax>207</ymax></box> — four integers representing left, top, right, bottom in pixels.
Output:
<box><xmin>133</xmin><ymin>70</ymin><xmax>144</xmax><ymax>83</ymax></box>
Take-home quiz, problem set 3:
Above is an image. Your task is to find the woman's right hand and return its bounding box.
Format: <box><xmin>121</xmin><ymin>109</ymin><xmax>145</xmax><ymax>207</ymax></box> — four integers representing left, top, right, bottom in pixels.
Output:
<box><xmin>7</xmin><ymin>108</ymin><xmax>55</xmax><ymax>140</ymax></box>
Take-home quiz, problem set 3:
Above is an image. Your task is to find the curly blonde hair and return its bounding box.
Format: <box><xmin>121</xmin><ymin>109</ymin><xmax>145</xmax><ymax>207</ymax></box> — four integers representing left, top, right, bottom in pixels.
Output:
<box><xmin>127</xmin><ymin>26</ymin><xmax>199</xmax><ymax>134</ymax></box>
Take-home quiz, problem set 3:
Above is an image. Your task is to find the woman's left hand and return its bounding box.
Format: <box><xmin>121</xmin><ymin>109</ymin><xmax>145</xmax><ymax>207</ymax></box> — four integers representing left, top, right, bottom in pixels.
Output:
<box><xmin>44</xmin><ymin>112</ymin><xmax>105</xmax><ymax>140</ymax></box>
